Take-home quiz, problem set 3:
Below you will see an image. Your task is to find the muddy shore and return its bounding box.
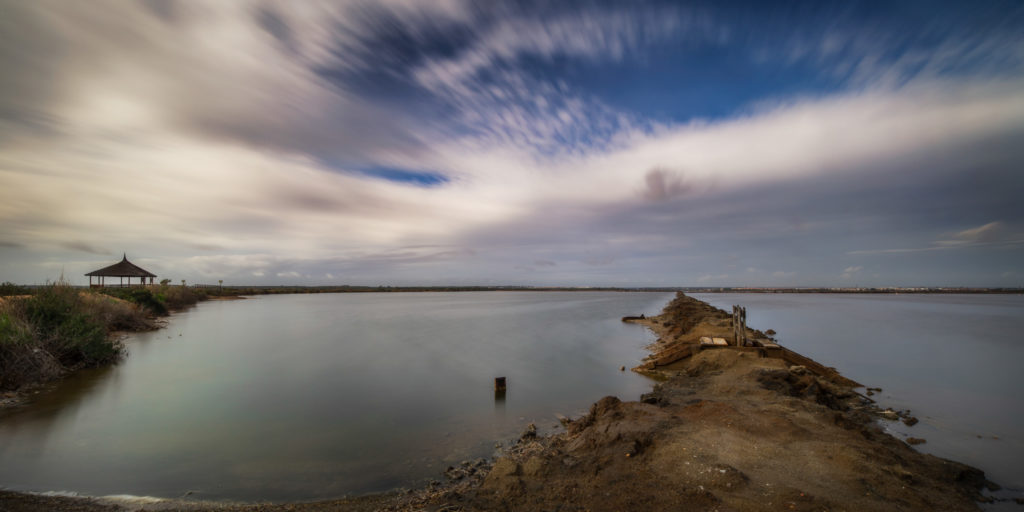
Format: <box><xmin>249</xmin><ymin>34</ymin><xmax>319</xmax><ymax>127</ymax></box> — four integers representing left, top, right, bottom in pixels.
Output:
<box><xmin>0</xmin><ymin>292</ymin><xmax>996</xmax><ymax>511</ymax></box>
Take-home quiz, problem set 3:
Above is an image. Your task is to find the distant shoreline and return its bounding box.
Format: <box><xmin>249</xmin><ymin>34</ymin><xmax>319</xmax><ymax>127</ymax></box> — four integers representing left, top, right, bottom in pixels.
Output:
<box><xmin>77</xmin><ymin>285</ymin><xmax>1024</xmax><ymax>295</ymax></box>
<box><xmin>197</xmin><ymin>285</ymin><xmax>1024</xmax><ymax>294</ymax></box>
<box><xmin>7</xmin><ymin>283</ymin><xmax>1022</xmax><ymax>296</ymax></box>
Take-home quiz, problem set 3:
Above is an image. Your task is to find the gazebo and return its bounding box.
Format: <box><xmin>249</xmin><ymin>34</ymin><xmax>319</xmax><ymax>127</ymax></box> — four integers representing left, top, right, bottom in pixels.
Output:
<box><xmin>85</xmin><ymin>254</ymin><xmax>157</xmax><ymax>288</ymax></box>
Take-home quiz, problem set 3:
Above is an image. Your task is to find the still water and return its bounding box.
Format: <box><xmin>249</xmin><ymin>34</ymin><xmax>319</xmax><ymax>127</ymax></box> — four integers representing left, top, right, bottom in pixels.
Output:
<box><xmin>0</xmin><ymin>292</ymin><xmax>671</xmax><ymax>501</ymax></box>
<box><xmin>695</xmin><ymin>293</ymin><xmax>1024</xmax><ymax>498</ymax></box>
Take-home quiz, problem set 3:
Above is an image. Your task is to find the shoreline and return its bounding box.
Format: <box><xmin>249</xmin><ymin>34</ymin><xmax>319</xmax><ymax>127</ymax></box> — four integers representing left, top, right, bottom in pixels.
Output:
<box><xmin>0</xmin><ymin>292</ymin><xmax>1001</xmax><ymax>510</ymax></box>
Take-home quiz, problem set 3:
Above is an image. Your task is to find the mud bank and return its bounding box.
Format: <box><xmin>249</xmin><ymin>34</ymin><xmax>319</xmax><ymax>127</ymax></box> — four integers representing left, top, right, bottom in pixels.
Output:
<box><xmin>0</xmin><ymin>293</ymin><xmax>997</xmax><ymax>511</ymax></box>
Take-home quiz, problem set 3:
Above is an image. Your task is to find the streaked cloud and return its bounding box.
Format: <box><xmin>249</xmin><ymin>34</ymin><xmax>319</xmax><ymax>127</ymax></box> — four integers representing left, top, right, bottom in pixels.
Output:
<box><xmin>1</xmin><ymin>1</ymin><xmax>1022</xmax><ymax>286</ymax></box>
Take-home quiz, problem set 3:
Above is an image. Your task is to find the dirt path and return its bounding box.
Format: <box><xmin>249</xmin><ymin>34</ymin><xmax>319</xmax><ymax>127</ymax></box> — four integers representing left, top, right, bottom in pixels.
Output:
<box><xmin>0</xmin><ymin>293</ymin><xmax>995</xmax><ymax>511</ymax></box>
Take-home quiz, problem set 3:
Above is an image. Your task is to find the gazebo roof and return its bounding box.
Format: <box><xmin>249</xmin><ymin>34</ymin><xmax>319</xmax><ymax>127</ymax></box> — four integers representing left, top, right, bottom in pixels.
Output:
<box><xmin>85</xmin><ymin>254</ymin><xmax>156</xmax><ymax>278</ymax></box>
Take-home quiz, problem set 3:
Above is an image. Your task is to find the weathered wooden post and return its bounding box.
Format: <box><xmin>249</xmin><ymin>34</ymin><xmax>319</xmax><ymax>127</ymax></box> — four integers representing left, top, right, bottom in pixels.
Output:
<box><xmin>732</xmin><ymin>305</ymin><xmax>747</xmax><ymax>346</ymax></box>
<box><xmin>494</xmin><ymin>376</ymin><xmax>507</xmax><ymax>401</ymax></box>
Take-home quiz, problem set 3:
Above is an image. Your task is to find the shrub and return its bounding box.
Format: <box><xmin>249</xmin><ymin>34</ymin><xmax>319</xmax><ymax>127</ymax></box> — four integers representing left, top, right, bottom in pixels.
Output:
<box><xmin>150</xmin><ymin>283</ymin><xmax>206</xmax><ymax>310</ymax></box>
<box><xmin>0</xmin><ymin>309</ymin><xmax>61</xmax><ymax>390</ymax></box>
<box><xmin>0</xmin><ymin>281</ymin><xmax>140</xmax><ymax>391</ymax></box>
<box><xmin>22</xmin><ymin>282</ymin><xmax>118</xmax><ymax>367</ymax></box>
<box><xmin>0</xmin><ymin>281</ymin><xmax>30</xmax><ymax>296</ymax></box>
<box><xmin>99</xmin><ymin>287</ymin><xmax>169</xmax><ymax>316</ymax></box>
<box><xmin>81</xmin><ymin>292</ymin><xmax>160</xmax><ymax>331</ymax></box>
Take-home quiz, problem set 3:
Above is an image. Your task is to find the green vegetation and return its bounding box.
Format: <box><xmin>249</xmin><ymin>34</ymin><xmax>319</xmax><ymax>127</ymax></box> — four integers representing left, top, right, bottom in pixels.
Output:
<box><xmin>97</xmin><ymin>283</ymin><xmax>207</xmax><ymax>315</ymax></box>
<box><xmin>0</xmin><ymin>281</ymin><xmax>160</xmax><ymax>391</ymax></box>
<box><xmin>153</xmin><ymin>282</ymin><xmax>207</xmax><ymax>310</ymax></box>
<box><xmin>0</xmin><ymin>281</ymin><xmax>30</xmax><ymax>296</ymax></box>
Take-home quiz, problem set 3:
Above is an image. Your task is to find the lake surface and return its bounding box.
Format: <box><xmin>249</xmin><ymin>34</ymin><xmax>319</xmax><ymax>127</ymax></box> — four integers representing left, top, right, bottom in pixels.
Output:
<box><xmin>0</xmin><ymin>292</ymin><xmax>671</xmax><ymax>502</ymax></box>
<box><xmin>695</xmin><ymin>293</ymin><xmax>1024</xmax><ymax>502</ymax></box>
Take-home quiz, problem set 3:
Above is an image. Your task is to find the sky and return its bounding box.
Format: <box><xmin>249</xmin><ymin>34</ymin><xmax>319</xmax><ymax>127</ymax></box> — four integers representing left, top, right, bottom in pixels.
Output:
<box><xmin>1</xmin><ymin>0</ymin><xmax>1023</xmax><ymax>288</ymax></box>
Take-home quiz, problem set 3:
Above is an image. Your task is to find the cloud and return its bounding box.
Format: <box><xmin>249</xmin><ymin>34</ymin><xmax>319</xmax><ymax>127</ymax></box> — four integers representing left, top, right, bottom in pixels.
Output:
<box><xmin>59</xmin><ymin>241</ymin><xmax>112</xmax><ymax>256</ymax></box>
<box><xmin>1</xmin><ymin>2</ymin><xmax>1023</xmax><ymax>287</ymax></box>
<box><xmin>696</xmin><ymin>274</ymin><xmax>730</xmax><ymax>283</ymax></box>
<box><xmin>641</xmin><ymin>168</ymin><xmax>694</xmax><ymax>202</ymax></box>
<box><xmin>850</xmin><ymin>221</ymin><xmax>1024</xmax><ymax>255</ymax></box>
<box><xmin>935</xmin><ymin>221</ymin><xmax>1006</xmax><ymax>246</ymax></box>
<box><xmin>840</xmin><ymin>266</ymin><xmax>863</xmax><ymax>279</ymax></box>
<box><xmin>0</xmin><ymin>2</ymin><xmax>447</xmax><ymax>167</ymax></box>
<box><xmin>411</xmin><ymin>5</ymin><xmax>710</xmax><ymax>93</ymax></box>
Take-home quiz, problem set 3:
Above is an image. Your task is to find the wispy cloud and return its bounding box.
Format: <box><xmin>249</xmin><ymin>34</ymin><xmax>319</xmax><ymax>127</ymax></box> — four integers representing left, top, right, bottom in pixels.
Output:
<box><xmin>1</xmin><ymin>2</ymin><xmax>1023</xmax><ymax>286</ymax></box>
<box><xmin>59</xmin><ymin>241</ymin><xmax>112</xmax><ymax>256</ymax></box>
<box><xmin>935</xmin><ymin>222</ymin><xmax>1007</xmax><ymax>247</ymax></box>
<box><xmin>850</xmin><ymin>222</ymin><xmax>1024</xmax><ymax>255</ymax></box>
<box><xmin>840</xmin><ymin>266</ymin><xmax>862</xmax><ymax>279</ymax></box>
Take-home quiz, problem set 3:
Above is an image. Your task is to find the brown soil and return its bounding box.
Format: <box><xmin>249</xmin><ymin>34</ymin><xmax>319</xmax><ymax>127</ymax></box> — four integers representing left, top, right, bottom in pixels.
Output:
<box><xmin>0</xmin><ymin>293</ymin><xmax>993</xmax><ymax>511</ymax></box>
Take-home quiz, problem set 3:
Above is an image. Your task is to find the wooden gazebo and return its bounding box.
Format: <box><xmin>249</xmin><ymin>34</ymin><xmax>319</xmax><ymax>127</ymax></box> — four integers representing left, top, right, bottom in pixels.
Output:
<box><xmin>85</xmin><ymin>254</ymin><xmax>157</xmax><ymax>288</ymax></box>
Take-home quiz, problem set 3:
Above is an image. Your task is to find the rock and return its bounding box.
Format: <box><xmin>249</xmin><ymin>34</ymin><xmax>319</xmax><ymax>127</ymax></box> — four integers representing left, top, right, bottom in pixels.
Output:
<box><xmin>489</xmin><ymin>458</ymin><xmax>521</xmax><ymax>478</ymax></box>
<box><xmin>789</xmin><ymin>365</ymin><xmax>808</xmax><ymax>376</ymax></box>
<box><xmin>640</xmin><ymin>392</ymin><xmax>661</xmax><ymax>405</ymax></box>
<box><xmin>880</xmin><ymin>409</ymin><xmax>900</xmax><ymax>421</ymax></box>
<box><xmin>620</xmin><ymin>365</ymin><xmax>625</xmax><ymax>371</ymax></box>
<box><xmin>522</xmin><ymin>456</ymin><xmax>544</xmax><ymax>476</ymax></box>
<box><xmin>906</xmin><ymin>437</ymin><xmax>926</xmax><ymax>445</ymax></box>
<box><xmin>902</xmin><ymin>416</ymin><xmax>919</xmax><ymax>426</ymax></box>
<box><xmin>766</xmin><ymin>329</ymin><xmax>776</xmax><ymax>336</ymax></box>
<box><xmin>866</xmin><ymin>390</ymin><xmax>874</xmax><ymax>396</ymax></box>
<box><xmin>520</xmin><ymin>423</ymin><xmax>537</xmax><ymax>441</ymax></box>
<box><xmin>444</xmin><ymin>466</ymin><xmax>464</xmax><ymax>481</ymax></box>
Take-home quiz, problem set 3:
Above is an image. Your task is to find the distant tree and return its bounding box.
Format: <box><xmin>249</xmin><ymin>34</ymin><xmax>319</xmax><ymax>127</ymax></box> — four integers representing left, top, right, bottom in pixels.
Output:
<box><xmin>0</xmin><ymin>281</ymin><xmax>29</xmax><ymax>296</ymax></box>
<box><xmin>160</xmin><ymin>279</ymin><xmax>171</xmax><ymax>286</ymax></box>
<box><xmin>181</xmin><ymin>279</ymin><xmax>186</xmax><ymax>287</ymax></box>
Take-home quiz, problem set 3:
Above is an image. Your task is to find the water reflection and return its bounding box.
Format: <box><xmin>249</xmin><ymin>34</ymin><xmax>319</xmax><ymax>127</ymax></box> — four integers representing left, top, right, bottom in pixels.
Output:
<box><xmin>0</xmin><ymin>292</ymin><xmax>671</xmax><ymax>501</ymax></box>
<box><xmin>0</xmin><ymin>366</ymin><xmax>114</xmax><ymax>448</ymax></box>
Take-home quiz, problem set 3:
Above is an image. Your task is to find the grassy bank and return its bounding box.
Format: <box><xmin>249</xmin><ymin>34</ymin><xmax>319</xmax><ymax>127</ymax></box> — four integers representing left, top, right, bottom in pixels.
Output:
<box><xmin>0</xmin><ymin>282</ymin><xmax>207</xmax><ymax>392</ymax></box>
<box><xmin>97</xmin><ymin>282</ymin><xmax>207</xmax><ymax>314</ymax></box>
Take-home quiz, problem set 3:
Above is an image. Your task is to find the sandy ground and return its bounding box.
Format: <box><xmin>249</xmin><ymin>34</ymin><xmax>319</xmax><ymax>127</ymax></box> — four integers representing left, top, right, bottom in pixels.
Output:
<box><xmin>0</xmin><ymin>293</ymin><xmax>995</xmax><ymax>511</ymax></box>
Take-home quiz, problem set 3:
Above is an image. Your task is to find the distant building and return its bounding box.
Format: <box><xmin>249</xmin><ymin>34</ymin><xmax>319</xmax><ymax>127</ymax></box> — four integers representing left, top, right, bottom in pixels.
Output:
<box><xmin>85</xmin><ymin>254</ymin><xmax>156</xmax><ymax>288</ymax></box>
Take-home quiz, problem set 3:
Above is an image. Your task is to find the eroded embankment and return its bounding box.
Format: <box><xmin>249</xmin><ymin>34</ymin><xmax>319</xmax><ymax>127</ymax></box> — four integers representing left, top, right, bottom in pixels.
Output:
<box><xmin>0</xmin><ymin>292</ymin><xmax>996</xmax><ymax>512</ymax></box>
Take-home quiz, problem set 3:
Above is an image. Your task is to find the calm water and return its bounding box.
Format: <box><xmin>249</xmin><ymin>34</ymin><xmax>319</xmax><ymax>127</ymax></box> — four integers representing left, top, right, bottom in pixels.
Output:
<box><xmin>0</xmin><ymin>292</ymin><xmax>671</xmax><ymax>501</ymax></box>
<box><xmin>696</xmin><ymin>293</ymin><xmax>1024</xmax><ymax>499</ymax></box>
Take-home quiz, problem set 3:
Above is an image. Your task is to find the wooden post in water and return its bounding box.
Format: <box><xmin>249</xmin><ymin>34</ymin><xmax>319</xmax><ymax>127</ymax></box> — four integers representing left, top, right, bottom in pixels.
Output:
<box><xmin>732</xmin><ymin>305</ymin><xmax>747</xmax><ymax>346</ymax></box>
<box><xmin>494</xmin><ymin>376</ymin><xmax>507</xmax><ymax>401</ymax></box>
